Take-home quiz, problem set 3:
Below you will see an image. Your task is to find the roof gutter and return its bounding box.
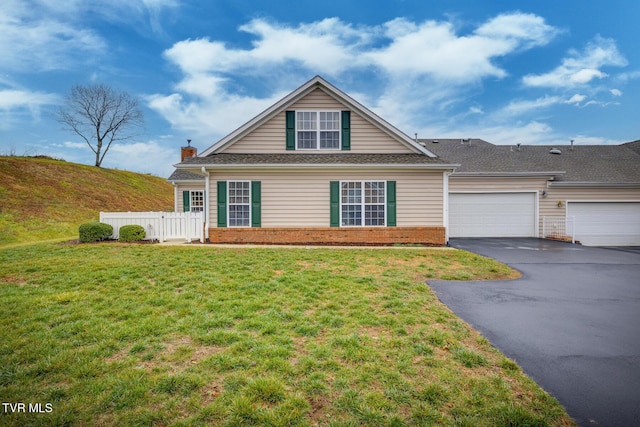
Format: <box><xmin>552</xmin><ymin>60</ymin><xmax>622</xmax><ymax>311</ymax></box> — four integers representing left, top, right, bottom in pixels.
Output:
<box><xmin>167</xmin><ymin>178</ymin><xmax>206</xmax><ymax>183</ymax></box>
<box><xmin>176</xmin><ymin>163</ymin><xmax>460</xmax><ymax>170</ymax></box>
<box><xmin>451</xmin><ymin>171</ymin><xmax>565</xmax><ymax>178</ymax></box>
<box><xmin>548</xmin><ymin>181</ymin><xmax>640</xmax><ymax>188</ymax></box>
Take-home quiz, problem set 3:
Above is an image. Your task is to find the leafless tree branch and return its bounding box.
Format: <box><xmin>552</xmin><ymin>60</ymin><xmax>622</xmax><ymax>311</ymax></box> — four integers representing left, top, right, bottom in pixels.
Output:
<box><xmin>57</xmin><ymin>84</ymin><xmax>144</xmax><ymax>167</ymax></box>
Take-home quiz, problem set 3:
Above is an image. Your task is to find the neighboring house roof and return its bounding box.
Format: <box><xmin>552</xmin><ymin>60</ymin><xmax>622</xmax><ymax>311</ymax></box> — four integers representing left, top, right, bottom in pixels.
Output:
<box><xmin>622</xmin><ymin>140</ymin><xmax>640</xmax><ymax>156</ymax></box>
<box><xmin>168</xmin><ymin>169</ymin><xmax>205</xmax><ymax>182</ymax></box>
<box><xmin>176</xmin><ymin>153</ymin><xmax>453</xmax><ymax>168</ymax></box>
<box><xmin>199</xmin><ymin>75</ymin><xmax>436</xmax><ymax>157</ymax></box>
<box><xmin>423</xmin><ymin>138</ymin><xmax>640</xmax><ymax>186</ymax></box>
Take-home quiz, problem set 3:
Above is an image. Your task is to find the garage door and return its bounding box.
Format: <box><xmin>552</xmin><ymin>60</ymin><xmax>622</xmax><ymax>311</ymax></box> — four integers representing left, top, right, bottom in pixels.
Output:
<box><xmin>567</xmin><ymin>202</ymin><xmax>640</xmax><ymax>246</ymax></box>
<box><xmin>449</xmin><ymin>193</ymin><xmax>536</xmax><ymax>238</ymax></box>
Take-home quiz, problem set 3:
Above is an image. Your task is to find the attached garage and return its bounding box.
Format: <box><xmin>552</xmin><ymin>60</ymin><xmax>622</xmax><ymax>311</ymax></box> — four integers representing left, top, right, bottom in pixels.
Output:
<box><xmin>449</xmin><ymin>192</ymin><xmax>537</xmax><ymax>238</ymax></box>
<box><xmin>567</xmin><ymin>202</ymin><xmax>640</xmax><ymax>246</ymax></box>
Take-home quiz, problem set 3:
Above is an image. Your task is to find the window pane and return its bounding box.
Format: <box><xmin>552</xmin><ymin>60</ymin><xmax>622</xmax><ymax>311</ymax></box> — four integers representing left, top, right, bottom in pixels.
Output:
<box><xmin>319</xmin><ymin>112</ymin><xmax>339</xmax><ymax>130</ymax></box>
<box><xmin>342</xmin><ymin>205</ymin><xmax>362</xmax><ymax>226</ymax></box>
<box><xmin>320</xmin><ymin>131</ymin><xmax>339</xmax><ymax>149</ymax></box>
<box><xmin>297</xmin><ymin>111</ymin><xmax>316</xmax><ymax>130</ymax></box>
<box><xmin>365</xmin><ymin>182</ymin><xmax>385</xmax><ymax>204</ymax></box>
<box><xmin>191</xmin><ymin>191</ymin><xmax>204</xmax><ymax>212</ymax></box>
<box><xmin>229</xmin><ymin>182</ymin><xmax>250</xmax><ymax>204</ymax></box>
<box><xmin>297</xmin><ymin>131</ymin><xmax>317</xmax><ymax>149</ymax></box>
<box><xmin>341</xmin><ymin>182</ymin><xmax>361</xmax><ymax>204</ymax></box>
<box><xmin>229</xmin><ymin>205</ymin><xmax>250</xmax><ymax>227</ymax></box>
<box><xmin>228</xmin><ymin>182</ymin><xmax>250</xmax><ymax>227</ymax></box>
<box><xmin>365</xmin><ymin>205</ymin><xmax>385</xmax><ymax>226</ymax></box>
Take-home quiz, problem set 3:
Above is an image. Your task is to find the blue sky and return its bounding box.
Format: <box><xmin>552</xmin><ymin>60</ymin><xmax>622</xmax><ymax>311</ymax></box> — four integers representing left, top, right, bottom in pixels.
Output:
<box><xmin>1</xmin><ymin>0</ymin><xmax>638</xmax><ymax>177</ymax></box>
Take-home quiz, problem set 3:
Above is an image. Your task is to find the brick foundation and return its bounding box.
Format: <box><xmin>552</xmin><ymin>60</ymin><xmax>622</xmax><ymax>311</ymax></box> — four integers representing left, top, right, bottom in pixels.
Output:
<box><xmin>209</xmin><ymin>227</ymin><xmax>446</xmax><ymax>246</ymax></box>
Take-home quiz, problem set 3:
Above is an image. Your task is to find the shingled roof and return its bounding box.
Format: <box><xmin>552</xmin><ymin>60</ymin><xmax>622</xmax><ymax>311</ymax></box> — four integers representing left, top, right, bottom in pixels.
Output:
<box><xmin>167</xmin><ymin>169</ymin><xmax>205</xmax><ymax>182</ymax></box>
<box><xmin>176</xmin><ymin>153</ymin><xmax>454</xmax><ymax>167</ymax></box>
<box><xmin>422</xmin><ymin>139</ymin><xmax>640</xmax><ymax>185</ymax></box>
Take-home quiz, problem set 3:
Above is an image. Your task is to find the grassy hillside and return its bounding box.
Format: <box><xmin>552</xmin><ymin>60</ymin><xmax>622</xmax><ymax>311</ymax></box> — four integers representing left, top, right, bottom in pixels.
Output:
<box><xmin>0</xmin><ymin>156</ymin><xmax>174</xmax><ymax>245</ymax></box>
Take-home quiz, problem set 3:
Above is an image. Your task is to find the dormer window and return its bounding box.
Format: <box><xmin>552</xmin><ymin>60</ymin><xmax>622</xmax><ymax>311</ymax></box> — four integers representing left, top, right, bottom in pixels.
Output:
<box><xmin>297</xmin><ymin>111</ymin><xmax>340</xmax><ymax>150</ymax></box>
<box><xmin>286</xmin><ymin>110</ymin><xmax>350</xmax><ymax>151</ymax></box>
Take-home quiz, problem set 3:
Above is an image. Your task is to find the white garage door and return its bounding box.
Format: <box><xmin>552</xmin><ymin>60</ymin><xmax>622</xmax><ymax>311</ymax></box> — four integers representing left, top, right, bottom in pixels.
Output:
<box><xmin>567</xmin><ymin>202</ymin><xmax>640</xmax><ymax>246</ymax></box>
<box><xmin>449</xmin><ymin>193</ymin><xmax>536</xmax><ymax>238</ymax></box>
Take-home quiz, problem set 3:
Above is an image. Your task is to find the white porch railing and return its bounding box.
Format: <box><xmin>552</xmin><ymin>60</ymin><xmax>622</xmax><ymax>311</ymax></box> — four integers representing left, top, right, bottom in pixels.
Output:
<box><xmin>542</xmin><ymin>216</ymin><xmax>575</xmax><ymax>244</ymax></box>
<box><xmin>99</xmin><ymin>212</ymin><xmax>205</xmax><ymax>243</ymax></box>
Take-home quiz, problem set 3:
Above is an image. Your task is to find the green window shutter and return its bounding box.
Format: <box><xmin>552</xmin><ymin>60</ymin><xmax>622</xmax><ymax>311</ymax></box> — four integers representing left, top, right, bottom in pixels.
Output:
<box><xmin>330</xmin><ymin>181</ymin><xmax>340</xmax><ymax>227</ymax></box>
<box><xmin>386</xmin><ymin>181</ymin><xmax>396</xmax><ymax>227</ymax></box>
<box><xmin>341</xmin><ymin>111</ymin><xmax>351</xmax><ymax>151</ymax></box>
<box><xmin>251</xmin><ymin>181</ymin><xmax>261</xmax><ymax>228</ymax></box>
<box><xmin>182</xmin><ymin>190</ymin><xmax>190</xmax><ymax>212</ymax></box>
<box><xmin>217</xmin><ymin>181</ymin><xmax>227</xmax><ymax>227</ymax></box>
<box><xmin>286</xmin><ymin>111</ymin><xmax>296</xmax><ymax>150</ymax></box>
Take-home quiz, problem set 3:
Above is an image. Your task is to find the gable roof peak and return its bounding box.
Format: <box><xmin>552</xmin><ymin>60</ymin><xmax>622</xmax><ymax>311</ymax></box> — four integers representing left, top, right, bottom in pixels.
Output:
<box><xmin>200</xmin><ymin>76</ymin><xmax>436</xmax><ymax>157</ymax></box>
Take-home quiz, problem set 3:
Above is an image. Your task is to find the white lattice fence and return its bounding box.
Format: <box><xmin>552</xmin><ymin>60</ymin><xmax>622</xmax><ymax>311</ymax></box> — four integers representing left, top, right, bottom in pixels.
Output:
<box><xmin>542</xmin><ymin>216</ymin><xmax>575</xmax><ymax>244</ymax></box>
<box><xmin>99</xmin><ymin>212</ymin><xmax>204</xmax><ymax>242</ymax></box>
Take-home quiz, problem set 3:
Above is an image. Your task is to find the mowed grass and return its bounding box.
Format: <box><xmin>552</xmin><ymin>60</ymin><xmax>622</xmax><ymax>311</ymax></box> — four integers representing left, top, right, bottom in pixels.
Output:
<box><xmin>0</xmin><ymin>243</ymin><xmax>573</xmax><ymax>426</ymax></box>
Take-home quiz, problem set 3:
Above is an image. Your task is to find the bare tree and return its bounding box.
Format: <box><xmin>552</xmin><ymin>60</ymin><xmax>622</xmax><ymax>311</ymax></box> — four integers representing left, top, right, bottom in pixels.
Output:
<box><xmin>58</xmin><ymin>84</ymin><xmax>144</xmax><ymax>167</ymax></box>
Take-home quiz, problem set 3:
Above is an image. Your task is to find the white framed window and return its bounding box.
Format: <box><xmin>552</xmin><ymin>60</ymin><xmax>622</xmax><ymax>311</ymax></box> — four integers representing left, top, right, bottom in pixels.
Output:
<box><xmin>296</xmin><ymin>111</ymin><xmax>340</xmax><ymax>150</ymax></box>
<box><xmin>228</xmin><ymin>181</ymin><xmax>251</xmax><ymax>227</ymax></box>
<box><xmin>190</xmin><ymin>191</ymin><xmax>204</xmax><ymax>212</ymax></box>
<box><xmin>340</xmin><ymin>181</ymin><xmax>386</xmax><ymax>226</ymax></box>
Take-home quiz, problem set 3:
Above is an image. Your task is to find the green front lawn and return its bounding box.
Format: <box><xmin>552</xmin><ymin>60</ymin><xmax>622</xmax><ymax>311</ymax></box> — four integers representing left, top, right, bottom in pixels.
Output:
<box><xmin>0</xmin><ymin>243</ymin><xmax>573</xmax><ymax>426</ymax></box>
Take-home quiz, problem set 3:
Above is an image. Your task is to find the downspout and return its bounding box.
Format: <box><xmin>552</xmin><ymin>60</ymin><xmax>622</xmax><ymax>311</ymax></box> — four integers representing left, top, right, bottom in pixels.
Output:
<box><xmin>172</xmin><ymin>182</ymin><xmax>178</xmax><ymax>212</ymax></box>
<box><xmin>443</xmin><ymin>170</ymin><xmax>453</xmax><ymax>245</ymax></box>
<box><xmin>202</xmin><ymin>167</ymin><xmax>210</xmax><ymax>241</ymax></box>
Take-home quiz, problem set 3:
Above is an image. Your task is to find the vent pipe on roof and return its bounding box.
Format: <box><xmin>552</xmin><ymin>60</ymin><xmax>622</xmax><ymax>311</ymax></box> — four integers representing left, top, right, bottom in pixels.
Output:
<box><xmin>570</xmin><ymin>139</ymin><xmax>574</xmax><ymax>150</ymax></box>
<box><xmin>517</xmin><ymin>143</ymin><xmax>521</xmax><ymax>151</ymax></box>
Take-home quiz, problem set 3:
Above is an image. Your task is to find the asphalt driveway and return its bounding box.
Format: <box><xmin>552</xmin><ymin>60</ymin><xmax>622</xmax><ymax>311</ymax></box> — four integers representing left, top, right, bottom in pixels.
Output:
<box><xmin>428</xmin><ymin>238</ymin><xmax>640</xmax><ymax>427</ymax></box>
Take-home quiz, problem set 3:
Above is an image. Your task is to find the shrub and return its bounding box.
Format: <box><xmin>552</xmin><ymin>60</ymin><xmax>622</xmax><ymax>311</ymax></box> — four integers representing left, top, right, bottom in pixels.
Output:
<box><xmin>119</xmin><ymin>224</ymin><xmax>146</xmax><ymax>242</ymax></box>
<box><xmin>79</xmin><ymin>221</ymin><xmax>113</xmax><ymax>243</ymax></box>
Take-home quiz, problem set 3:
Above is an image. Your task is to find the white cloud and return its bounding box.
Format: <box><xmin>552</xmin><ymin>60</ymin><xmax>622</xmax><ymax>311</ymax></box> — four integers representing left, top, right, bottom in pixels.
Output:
<box><xmin>150</xmin><ymin>13</ymin><xmax>559</xmax><ymax>139</ymax></box>
<box><xmin>523</xmin><ymin>35</ymin><xmax>627</xmax><ymax>88</ymax></box>
<box><xmin>610</xmin><ymin>89</ymin><xmax>622</xmax><ymax>97</ymax></box>
<box><xmin>474</xmin><ymin>12</ymin><xmax>559</xmax><ymax>48</ymax></box>
<box><xmin>566</xmin><ymin>94</ymin><xmax>587</xmax><ymax>104</ymax></box>
<box><xmin>366</xmin><ymin>13</ymin><xmax>557</xmax><ymax>82</ymax></box>
<box><xmin>0</xmin><ymin>89</ymin><xmax>58</xmax><ymax>110</ymax></box>
<box><xmin>493</xmin><ymin>93</ymin><xmax>589</xmax><ymax>119</ymax></box>
<box><xmin>0</xmin><ymin>0</ymin><xmax>179</xmax><ymax>72</ymax></box>
<box><xmin>164</xmin><ymin>18</ymin><xmax>365</xmax><ymax>78</ymax></box>
<box><xmin>500</xmin><ymin>96</ymin><xmax>564</xmax><ymax>117</ymax></box>
<box><xmin>616</xmin><ymin>70</ymin><xmax>640</xmax><ymax>83</ymax></box>
<box><xmin>417</xmin><ymin>120</ymin><xmax>563</xmax><ymax>147</ymax></box>
<box><xmin>0</xmin><ymin>22</ymin><xmax>104</xmax><ymax>73</ymax></box>
<box><xmin>477</xmin><ymin>121</ymin><xmax>558</xmax><ymax>146</ymax></box>
<box><xmin>0</xmin><ymin>0</ymin><xmax>106</xmax><ymax>72</ymax></box>
<box><xmin>102</xmin><ymin>140</ymin><xmax>179</xmax><ymax>176</ymax></box>
<box><xmin>56</xmin><ymin>141</ymin><xmax>87</xmax><ymax>150</ymax></box>
<box><xmin>0</xmin><ymin>88</ymin><xmax>59</xmax><ymax>129</ymax></box>
<box><xmin>566</xmin><ymin>134</ymin><xmax>625</xmax><ymax>145</ymax></box>
<box><xmin>146</xmin><ymin>90</ymin><xmax>286</xmax><ymax>139</ymax></box>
